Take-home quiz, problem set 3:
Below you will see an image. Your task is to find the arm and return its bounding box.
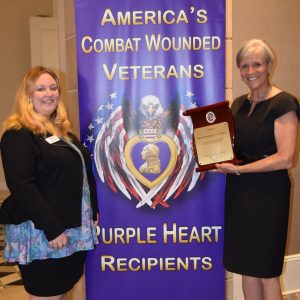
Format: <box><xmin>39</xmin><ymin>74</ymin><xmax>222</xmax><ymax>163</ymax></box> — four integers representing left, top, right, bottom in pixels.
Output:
<box><xmin>70</xmin><ymin>133</ymin><xmax>99</xmax><ymax>221</ymax></box>
<box><xmin>0</xmin><ymin>129</ymin><xmax>65</xmax><ymax>240</ymax></box>
<box><xmin>85</xmin><ymin>155</ymin><xmax>99</xmax><ymax>221</ymax></box>
<box><xmin>216</xmin><ymin>111</ymin><xmax>298</xmax><ymax>174</ymax></box>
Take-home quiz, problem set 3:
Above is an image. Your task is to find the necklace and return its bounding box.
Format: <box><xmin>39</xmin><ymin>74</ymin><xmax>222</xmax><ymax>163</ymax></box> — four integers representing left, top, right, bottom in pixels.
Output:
<box><xmin>249</xmin><ymin>84</ymin><xmax>273</xmax><ymax>103</ymax></box>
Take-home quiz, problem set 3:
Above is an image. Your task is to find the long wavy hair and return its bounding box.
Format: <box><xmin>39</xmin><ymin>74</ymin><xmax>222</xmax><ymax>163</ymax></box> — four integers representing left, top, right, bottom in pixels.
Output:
<box><xmin>2</xmin><ymin>66</ymin><xmax>72</xmax><ymax>137</ymax></box>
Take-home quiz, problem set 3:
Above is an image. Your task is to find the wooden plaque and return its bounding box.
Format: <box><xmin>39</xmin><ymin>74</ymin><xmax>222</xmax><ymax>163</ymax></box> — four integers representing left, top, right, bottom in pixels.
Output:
<box><xmin>183</xmin><ymin>101</ymin><xmax>238</xmax><ymax>172</ymax></box>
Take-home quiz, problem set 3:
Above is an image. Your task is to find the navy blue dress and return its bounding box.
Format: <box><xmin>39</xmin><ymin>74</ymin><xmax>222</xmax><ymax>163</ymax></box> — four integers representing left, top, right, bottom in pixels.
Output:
<box><xmin>223</xmin><ymin>92</ymin><xmax>299</xmax><ymax>278</ymax></box>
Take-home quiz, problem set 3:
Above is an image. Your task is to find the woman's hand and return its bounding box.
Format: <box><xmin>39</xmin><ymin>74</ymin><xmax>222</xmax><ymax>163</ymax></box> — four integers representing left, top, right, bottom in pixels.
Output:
<box><xmin>215</xmin><ymin>163</ymin><xmax>240</xmax><ymax>175</ymax></box>
<box><xmin>94</xmin><ymin>213</ymin><xmax>99</xmax><ymax>227</ymax></box>
<box><xmin>94</xmin><ymin>213</ymin><xmax>100</xmax><ymax>236</ymax></box>
<box><xmin>48</xmin><ymin>232</ymin><xmax>68</xmax><ymax>250</ymax></box>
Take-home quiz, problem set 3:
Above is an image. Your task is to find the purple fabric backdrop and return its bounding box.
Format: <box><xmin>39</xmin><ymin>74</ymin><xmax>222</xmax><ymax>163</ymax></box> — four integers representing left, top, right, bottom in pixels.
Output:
<box><xmin>75</xmin><ymin>1</ymin><xmax>226</xmax><ymax>299</ymax></box>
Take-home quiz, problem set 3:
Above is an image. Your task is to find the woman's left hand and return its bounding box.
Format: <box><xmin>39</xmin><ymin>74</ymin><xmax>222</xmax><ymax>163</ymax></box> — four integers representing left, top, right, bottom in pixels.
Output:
<box><xmin>94</xmin><ymin>213</ymin><xmax>99</xmax><ymax>227</ymax></box>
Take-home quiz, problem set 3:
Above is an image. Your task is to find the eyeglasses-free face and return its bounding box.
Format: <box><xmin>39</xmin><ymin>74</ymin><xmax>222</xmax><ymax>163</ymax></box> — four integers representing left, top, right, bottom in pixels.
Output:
<box><xmin>31</xmin><ymin>73</ymin><xmax>59</xmax><ymax>117</ymax></box>
<box><xmin>239</xmin><ymin>54</ymin><xmax>271</xmax><ymax>93</ymax></box>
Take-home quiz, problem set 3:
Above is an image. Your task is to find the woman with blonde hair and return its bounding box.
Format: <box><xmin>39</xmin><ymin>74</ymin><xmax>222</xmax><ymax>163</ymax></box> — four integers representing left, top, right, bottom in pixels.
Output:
<box><xmin>0</xmin><ymin>66</ymin><xmax>99</xmax><ymax>300</ymax></box>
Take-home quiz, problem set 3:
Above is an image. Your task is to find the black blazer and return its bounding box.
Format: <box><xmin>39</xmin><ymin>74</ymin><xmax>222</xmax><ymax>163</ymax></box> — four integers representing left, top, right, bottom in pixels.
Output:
<box><xmin>0</xmin><ymin>128</ymin><xmax>99</xmax><ymax>241</ymax></box>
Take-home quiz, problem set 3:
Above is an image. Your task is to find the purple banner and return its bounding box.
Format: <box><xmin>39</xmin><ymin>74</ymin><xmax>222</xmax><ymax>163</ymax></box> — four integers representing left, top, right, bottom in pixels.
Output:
<box><xmin>75</xmin><ymin>1</ymin><xmax>225</xmax><ymax>299</ymax></box>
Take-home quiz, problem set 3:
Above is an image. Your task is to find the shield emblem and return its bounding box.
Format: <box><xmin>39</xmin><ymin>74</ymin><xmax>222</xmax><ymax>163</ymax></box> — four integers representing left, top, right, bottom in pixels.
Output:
<box><xmin>125</xmin><ymin>135</ymin><xmax>177</xmax><ymax>188</ymax></box>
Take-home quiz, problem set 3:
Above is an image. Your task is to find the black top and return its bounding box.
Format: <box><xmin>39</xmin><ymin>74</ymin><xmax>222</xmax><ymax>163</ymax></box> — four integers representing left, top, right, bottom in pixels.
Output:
<box><xmin>232</xmin><ymin>91</ymin><xmax>300</xmax><ymax>156</ymax></box>
<box><xmin>0</xmin><ymin>128</ymin><xmax>99</xmax><ymax>241</ymax></box>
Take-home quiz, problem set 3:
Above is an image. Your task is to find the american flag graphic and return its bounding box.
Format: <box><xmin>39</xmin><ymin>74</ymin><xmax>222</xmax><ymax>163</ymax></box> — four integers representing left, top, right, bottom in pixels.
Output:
<box><xmin>82</xmin><ymin>90</ymin><xmax>200</xmax><ymax>209</ymax></box>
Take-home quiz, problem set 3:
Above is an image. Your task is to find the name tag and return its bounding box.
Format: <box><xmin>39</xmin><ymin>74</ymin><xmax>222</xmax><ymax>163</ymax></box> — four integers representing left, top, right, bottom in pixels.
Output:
<box><xmin>45</xmin><ymin>135</ymin><xmax>60</xmax><ymax>144</ymax></box>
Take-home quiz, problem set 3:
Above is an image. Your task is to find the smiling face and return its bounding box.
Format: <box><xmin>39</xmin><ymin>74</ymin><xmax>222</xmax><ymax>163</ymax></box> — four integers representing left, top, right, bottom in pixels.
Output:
<box><xmin>31</xmin><ymin>73</ymin><xmax>59</xmax><ymax>117</ymax></box>
<box><xmin>239</xmin><ymin>52</ymin><xmax>271</xmax><ymax>93</ymax></box>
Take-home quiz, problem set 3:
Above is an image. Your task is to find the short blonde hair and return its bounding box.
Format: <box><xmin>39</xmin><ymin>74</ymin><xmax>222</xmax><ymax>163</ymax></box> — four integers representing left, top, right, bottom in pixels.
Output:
<box><xmin>2</xmin><ymin>66</ymin><xmax>72</xmax><ymax>137</ymax></box>
<box><xmin>236</xmin><ymin>39</ymin><xmax>276</xmax><ymax>72</ymax></box>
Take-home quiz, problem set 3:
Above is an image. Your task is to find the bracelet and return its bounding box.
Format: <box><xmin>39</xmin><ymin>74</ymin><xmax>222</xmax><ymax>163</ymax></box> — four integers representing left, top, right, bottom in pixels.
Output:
<box><xmin>234</xmin><ymin>166</ymin><xmax>241</xmax><ymax>176</ymax></box>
